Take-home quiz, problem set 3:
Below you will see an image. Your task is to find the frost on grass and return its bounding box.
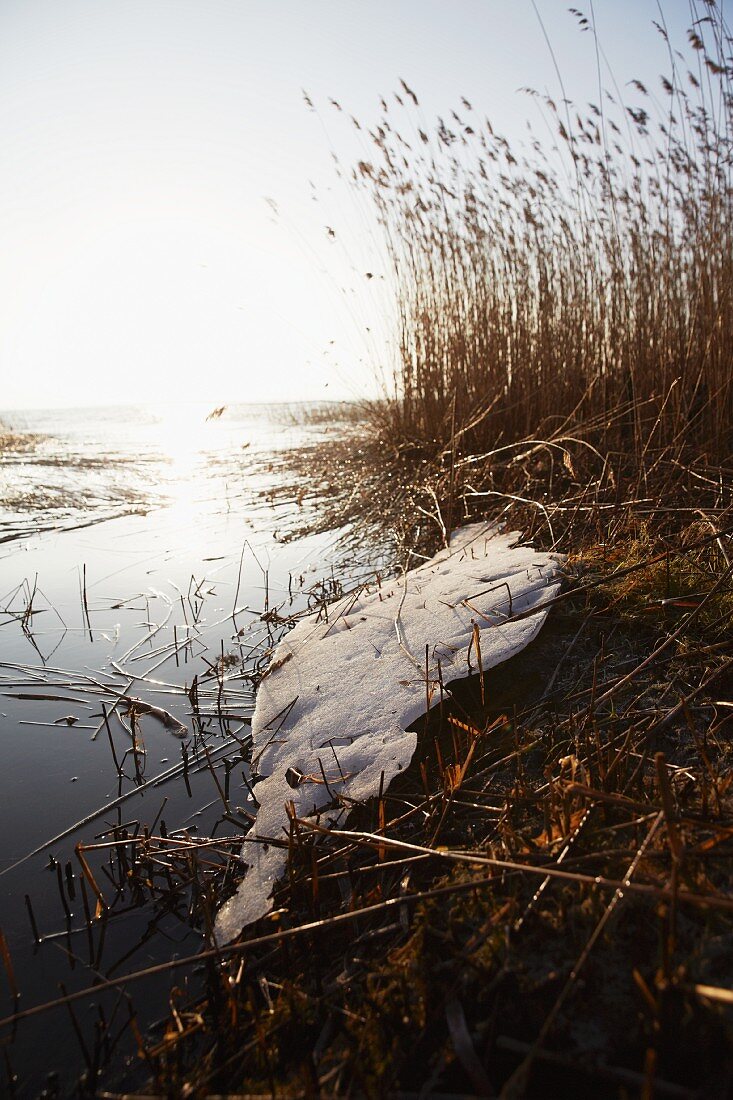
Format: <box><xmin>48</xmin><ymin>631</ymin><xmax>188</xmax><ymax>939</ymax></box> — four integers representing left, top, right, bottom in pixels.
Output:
<box><xmin>215</xmin><ymin>524</ymin><xmax>563</xmax><ymax>942</ymax></box>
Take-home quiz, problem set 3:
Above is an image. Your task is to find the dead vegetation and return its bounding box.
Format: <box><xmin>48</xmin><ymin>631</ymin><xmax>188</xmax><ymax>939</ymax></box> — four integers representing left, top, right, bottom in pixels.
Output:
<box><xmin>0</xmin><ymin>429</ymin><xmax>40</xmax><ymax>454</ymax></box>
<box><xmin>341</xmin><ymin>4</ymin><xmax>733</xmax><ymax>479</ymax></box>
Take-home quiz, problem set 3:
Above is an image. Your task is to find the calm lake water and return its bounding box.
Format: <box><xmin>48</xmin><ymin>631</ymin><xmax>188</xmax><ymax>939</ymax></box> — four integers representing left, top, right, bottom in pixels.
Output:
<box><xmin>0</xmin><ymin>402</ymin><xmax>354</xmax><ymax>1096</ymax></box>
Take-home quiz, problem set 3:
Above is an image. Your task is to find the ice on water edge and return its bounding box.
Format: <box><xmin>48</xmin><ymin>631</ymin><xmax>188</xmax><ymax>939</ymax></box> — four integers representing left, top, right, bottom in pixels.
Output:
<box><xmin>214</xmin><ymin>524</ymin><xmax>564</xmax><ymax>942</ymax></box>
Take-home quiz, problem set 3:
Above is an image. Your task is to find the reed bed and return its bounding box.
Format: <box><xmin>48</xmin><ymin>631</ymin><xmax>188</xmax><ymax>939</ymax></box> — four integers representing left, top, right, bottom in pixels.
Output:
<box><xmin>351</xmin><ymin>5</ymin><xmax>733</xmax><ymax>471</ymax></box>
<box><xmin>284</xmin><ymin>2</ymin><xmax>732</xmax><ymax>564</ymax></box>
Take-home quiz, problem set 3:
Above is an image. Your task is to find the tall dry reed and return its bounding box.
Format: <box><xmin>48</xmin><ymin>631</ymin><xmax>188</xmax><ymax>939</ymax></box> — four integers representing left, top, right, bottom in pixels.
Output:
<box><xmin>342</xmin><ymin>4</ymin><xmax>733</xmax><ymax>478</ymax></box>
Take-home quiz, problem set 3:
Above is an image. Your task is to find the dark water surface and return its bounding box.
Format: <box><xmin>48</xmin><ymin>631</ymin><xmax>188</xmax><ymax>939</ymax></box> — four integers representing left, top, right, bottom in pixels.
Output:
<box><xmin>0</xmin><ymin>403</ymin><xmax>349</xmax><ymax>1096</ymax></box>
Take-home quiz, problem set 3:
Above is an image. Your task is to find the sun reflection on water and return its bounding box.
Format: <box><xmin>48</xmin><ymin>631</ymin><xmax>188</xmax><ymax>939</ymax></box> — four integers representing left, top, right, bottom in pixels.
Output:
<box><xmin>151</xmin><ymin>403</ymin><xmax>225</xmax><ymax>516</ymax></box>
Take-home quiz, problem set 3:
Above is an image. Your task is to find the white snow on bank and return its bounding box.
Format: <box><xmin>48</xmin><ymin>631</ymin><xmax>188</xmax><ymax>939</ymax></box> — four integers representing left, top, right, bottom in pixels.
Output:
<box><xmin>214</xmin><ymin>524</ymin><xmax>563</xmax><ymax>942</ymax></box>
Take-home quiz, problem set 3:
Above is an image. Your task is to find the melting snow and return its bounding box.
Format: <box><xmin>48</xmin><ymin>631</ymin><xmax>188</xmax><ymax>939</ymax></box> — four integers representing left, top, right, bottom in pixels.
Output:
<box><xmin>214</xmin><ymin>524</ymin><xmax>563</xmax><ymax>942</ymax></box>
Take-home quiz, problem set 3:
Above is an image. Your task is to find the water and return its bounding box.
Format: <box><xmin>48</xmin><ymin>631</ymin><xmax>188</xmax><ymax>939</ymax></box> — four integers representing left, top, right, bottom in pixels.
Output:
<box><xmin>0</xmin><ymin>402</ymin><xmax>352</xmax><ymax>1096</ymax></box>
<box><xmin>0</xmin><ymin>401</ymin><xmax>341</xmax><ymax>540</ymax></box>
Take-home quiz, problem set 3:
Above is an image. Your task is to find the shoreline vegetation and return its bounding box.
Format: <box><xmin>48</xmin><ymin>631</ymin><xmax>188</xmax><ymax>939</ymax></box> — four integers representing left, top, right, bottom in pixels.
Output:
<box><xmin>2</xmin><ymin>5</ymin><xmax>733</xmax><ymax>1097</ymax></box>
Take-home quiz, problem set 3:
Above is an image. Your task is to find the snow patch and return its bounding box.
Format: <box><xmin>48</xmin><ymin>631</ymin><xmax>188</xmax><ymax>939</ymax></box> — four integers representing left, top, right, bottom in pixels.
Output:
<box><xmin>214</xmin><ymin>524</ymin><xmax>563</xmax><ymax>942</ymax></box>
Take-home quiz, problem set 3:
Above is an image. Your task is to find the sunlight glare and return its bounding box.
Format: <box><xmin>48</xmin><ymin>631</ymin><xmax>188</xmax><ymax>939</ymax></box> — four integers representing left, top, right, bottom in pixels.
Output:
<box><xmin>153</xmin><ymin>403</ymin><xmax>222</xmax><ymax>512</ymax></box>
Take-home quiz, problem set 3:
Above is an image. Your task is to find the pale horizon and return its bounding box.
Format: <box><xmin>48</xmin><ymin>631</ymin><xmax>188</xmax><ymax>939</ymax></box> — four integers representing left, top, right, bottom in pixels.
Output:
<box><xmin>2</xmin><ymin>395</ymin><xmax>359</xmax><ymax>416</ymax></box>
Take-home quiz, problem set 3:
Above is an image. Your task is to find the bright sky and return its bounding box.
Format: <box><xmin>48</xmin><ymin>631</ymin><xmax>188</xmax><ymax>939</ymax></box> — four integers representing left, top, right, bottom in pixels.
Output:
<box><xmin>0</xmin><ymin>1</ymin><xmax>693</xmax><ymax>410</ymax></box>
